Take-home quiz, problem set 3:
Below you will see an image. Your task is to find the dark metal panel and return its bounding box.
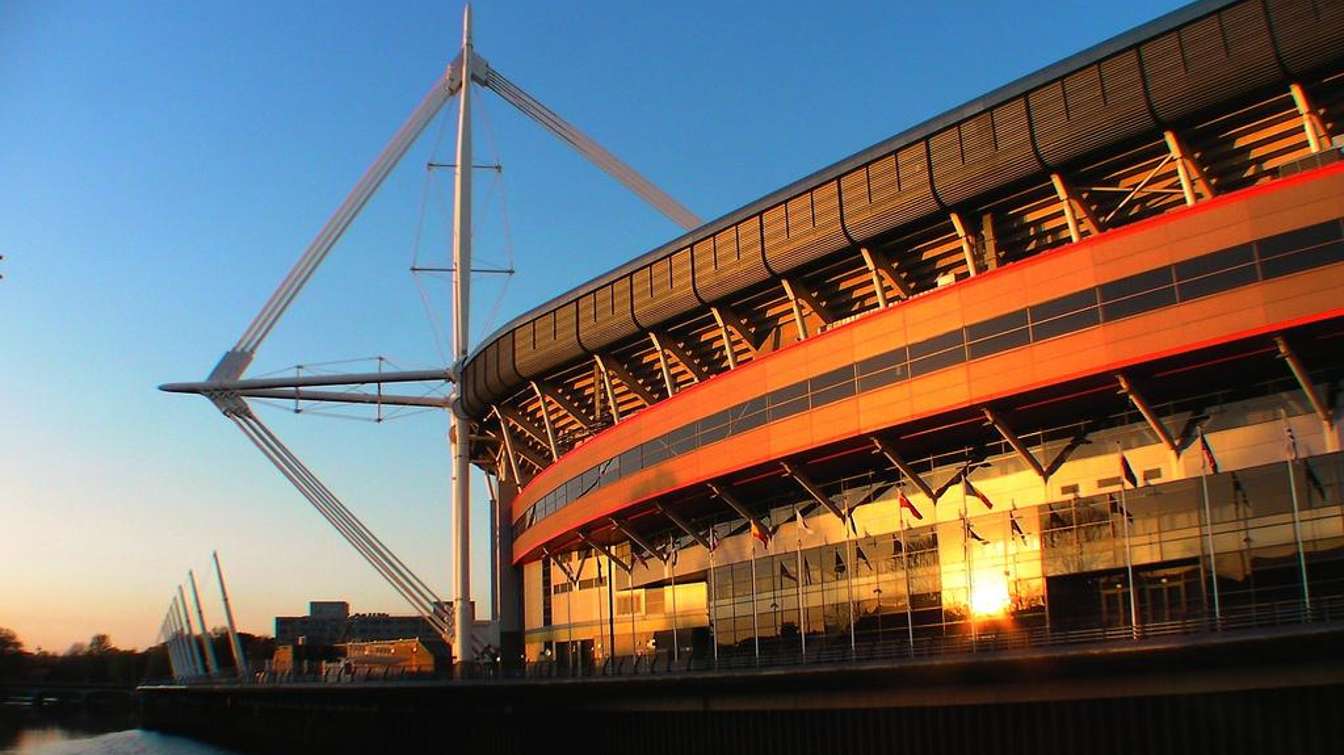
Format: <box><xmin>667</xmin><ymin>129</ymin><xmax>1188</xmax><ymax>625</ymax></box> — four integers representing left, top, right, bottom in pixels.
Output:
<box><xmin>514</xmin><ymin>303</ymin><xmax>582</xmax><ymax>379</ymax></box>
<box><xmin>633</xmin><ymin>247</ymin><xmax>699</xmax><ymax>329</ymax></box>
<box><xmin>1029</xmin><ymin>49</ymin><xmax>1157</xmax><ymax>167</ymax></box>
<box><xmin>1266</xmin><ymin>0</ymin><xmax>1344</xmax><ymax>77</ymax></box>
<box><xmin>577</xmin><ymin>276</ymin><xmax>639</xmax><ymax>353</ymax></box>
<box><xmin>692</xmin><ymin>217</ymin><xmax>773</xmax><ymax>303</ymax></box>
<box><xmin>930</xmin><ymin>99</ymin><xmax>1043</xmax><ymax>207</ymax></box>
<box><xmin>762</xmin><ymin>182</ymin><xmax>849</xmax><ymax>275</ymax></box>
<box><xmin>1141</xmin><ymin>2</ymin><xmax>1281</xmax><ymax>123</ymax></box>
<box><xmin>493</xmin><ymin>331</ymin><xmax>522</xmax><ymax>393</ymax></box>
<box><xmin>839</xmin><ymin>145</ymin><xmax>941</xmax><ymax>242</ymax></box>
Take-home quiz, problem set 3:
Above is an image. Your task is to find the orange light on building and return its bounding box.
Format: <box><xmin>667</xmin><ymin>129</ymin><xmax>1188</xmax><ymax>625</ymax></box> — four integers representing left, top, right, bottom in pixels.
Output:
<box><xmin>970</xmin><ymin>573</ymin><xmax>1011</xmax><ymax>618</ymax></box>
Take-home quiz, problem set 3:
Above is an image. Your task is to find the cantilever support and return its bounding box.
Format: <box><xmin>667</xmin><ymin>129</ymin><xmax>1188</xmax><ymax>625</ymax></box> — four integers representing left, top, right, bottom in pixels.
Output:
<box><xmin>577</xmin><ymin>532</ymin><xmax>632</xmax><ymax>574</ymax></box>
<box><xmin>869</xmin><ymin>435</ymin><xmax>937</xmax><ymax>502</ymax></box>
<box><xmin>1290</xmin><ymin>83</ymin><xmax>1332</xmax><ymax>154</ymax></box>
<box><xmin>982</xmin><ymin>408</ymin><xmax>1048</xmax><ymax>480</ymax></box>
<box><xmin>609</xmin><ymin>517</ymin><xmax>659</xmax><ymax>565</ymax></box>
<box><xmin>949</xmin><ymin>211</ymin><xmax>979</xmax><ymax>277</ymax></box>
<box><xmin>780</xmin><ymin>462</ymin><xmax>848</xmax><ymax>523</ymax></box>
<box><xmin>655</xmin><ymin>503</ymin><xmax>711</xmax><ymax>551</ymax></box>
<box><xmin>1163</xmin><ymin>130</ymin><xmax>1214</xmax><ymax>207</ymax></box>
<box><xmin>706</xmin><ymin>481</ymin><xmax>770</xmax><ymax>538</ymax></box>
<box><xmin>530</xmin><ymin>382</ymin><xmax>560</xmax><ymax>459</ymax></box>
<box><xmin>1275</xmin><ymin>336</ymin><xmax>1333</xmax><ymax>427</ymax></box>
<box><xmin>1116</xmin><ymin>373</ymin><xmax>1178</xmax><ymax>454</ymax></box>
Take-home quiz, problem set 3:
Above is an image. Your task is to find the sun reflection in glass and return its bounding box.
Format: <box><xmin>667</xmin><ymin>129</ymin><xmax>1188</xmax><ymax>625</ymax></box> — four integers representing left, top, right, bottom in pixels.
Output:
<box><xmin>970</xmin><ymin>573</ymin><xmax>1011</xmax><ymax>617</ymax></box>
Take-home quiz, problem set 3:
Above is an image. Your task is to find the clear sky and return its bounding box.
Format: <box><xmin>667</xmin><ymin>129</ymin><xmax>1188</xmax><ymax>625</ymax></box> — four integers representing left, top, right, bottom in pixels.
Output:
<box><xmin>0</xmin><ymin>0</ymin><xmax>1188</xmax><ymax>652</ymax></box>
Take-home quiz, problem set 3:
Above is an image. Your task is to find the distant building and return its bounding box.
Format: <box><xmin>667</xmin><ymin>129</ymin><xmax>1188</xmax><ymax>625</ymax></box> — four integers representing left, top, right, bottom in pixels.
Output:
<box><xmin>274</xmin><ymin>600</ymin><xmax>456</xmax><ymax>645</ymax></box>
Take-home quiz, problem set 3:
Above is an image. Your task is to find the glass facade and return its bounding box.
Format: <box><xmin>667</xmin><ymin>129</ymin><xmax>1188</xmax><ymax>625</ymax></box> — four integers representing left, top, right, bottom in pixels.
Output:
<box><xmin>514</xmin><ymin>219</ymin><xmax>1344</xmax><ymax>540</ymax></box>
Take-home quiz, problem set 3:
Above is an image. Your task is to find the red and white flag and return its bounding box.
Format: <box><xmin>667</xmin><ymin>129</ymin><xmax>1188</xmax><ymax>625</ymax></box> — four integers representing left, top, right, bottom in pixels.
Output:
<box><xmin>897</xmin><ymin>489</ymin><xmax>923</xmax><ymax>521</ymax></box>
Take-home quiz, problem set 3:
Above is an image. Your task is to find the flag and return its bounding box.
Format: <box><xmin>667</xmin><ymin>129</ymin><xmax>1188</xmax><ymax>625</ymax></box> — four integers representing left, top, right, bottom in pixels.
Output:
<box><xmin>1119</xmin><ymin>452</ymin><xmax>1138</xmax><ymax>488</ymax></box>
<box><xmin>833</xmin><ymin>551</ymin><xmax>846</xmax><ymax>575</ymax></box>
<box><xmin>1108</xmin><ymin>493</ymin><xmax>1133</xmax><ymax>524</ymax></box>
<box><xmin>855</xmin><ymin>544</ymin><xmax>873</xmax><ymax>572</ymax></box>
<box><xmin>750</xmin><ymin>520</ymin><xmax>771</xmax><ymax>546</ymax></box>
<box><xmin>1231</xmin><ymin>472</ymin><xmax>1250</xmax><ymax>510</ymax></box>
<box><xmin>708</xmin><ymin>527</ymin><xmax>718</xmax><ymax>553</ymax></box>
<box><xmin>779</xmin><ymin>561</ymin><xmax>796</xmax><ymax>584</ymax></box>
<box><xmin>801</xmin><ymin>555</ymin><xmax>813</xmax><ymax>586</ymax></box>
<box><xmin>1304</xmin><ymin>459</ymin><xmax>1327</xmax><ymax>500</ymax></box>
<box><xmin>794</xmin><ymin>506</ymin><xmax>813</xmax><ymax>534</ymax></box>
<box><xmin>1009</xmin><ymin>510</ymin><xmax>1027</xmax><ymax>544</ymax></box>
<box><xmin>1285</xmin><ymin>426</ymin><xmax>1299</xmax><ymax>461</ymax></box>
<box><xmin>963</xmin><ymin>477</ymin><xmax>994</xmax><ymax>509</ymax></box>
<box><xmin>898</xmin><ymin>489</ymin><xmax>923</xmax><ymax>520</ymax></box>
<box><xmin>1197</xmin><ymin>429</ymin><xmax>1219</xmax><ymax>474</ymax></box>
<box><xmin>846</xmin><ymin>509</ymin><xmax>859</xmax><ymax>536</ymax></box>
<box><xmin>964</xmin><ymin>517</ymin><xmax>988</xmax><ymax>544</ymax></box>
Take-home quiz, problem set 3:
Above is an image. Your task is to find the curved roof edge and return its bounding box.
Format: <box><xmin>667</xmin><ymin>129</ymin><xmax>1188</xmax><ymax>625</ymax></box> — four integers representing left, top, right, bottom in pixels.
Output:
<box><xmin>464</xmin><ymin>0</ymin><xmax>1236</xmax><ymax>365</ymax></box>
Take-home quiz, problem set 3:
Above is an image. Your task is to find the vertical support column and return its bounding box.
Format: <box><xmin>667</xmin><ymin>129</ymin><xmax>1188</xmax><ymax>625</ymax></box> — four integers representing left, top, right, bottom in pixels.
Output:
<box><xmin>450</xmin><ymin>4</ymin><xmax>476</xmax><ymax>673</ymax></box>
<box><xmin>188</xmin><ymin>570</ymin><xmax>220</xmax><ymax>676</ymax></box>
<box><xmin>1290</xmin><ymin>83</ymin><xmax>1331</xmax><ymax>154</ymax></box>
<box><xmin>212</xmin><ymin>551</ymin><xmax>250</xmax><ymax>679</ymax></box>
<box><xmin>175</xmin><ymin>590</ymin><xmax>204</xmax><ymax>677</ymax></box>
<box><xmin>1163</xmin><ymin>130</ymin><xmax>1213</xmax><ymax>207</ymax></box>
<box><xmin>949</xmin><ymin>212</ymin><xmax>978</xmax><ymax>277</ymax></box>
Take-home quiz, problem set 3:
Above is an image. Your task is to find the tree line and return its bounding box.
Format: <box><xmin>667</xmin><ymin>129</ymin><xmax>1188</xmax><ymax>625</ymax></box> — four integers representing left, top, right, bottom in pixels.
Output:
<box><xmin>0</xmin><ymin>626</ymin><xmax>274</xmax><ymax>687</ymax></box>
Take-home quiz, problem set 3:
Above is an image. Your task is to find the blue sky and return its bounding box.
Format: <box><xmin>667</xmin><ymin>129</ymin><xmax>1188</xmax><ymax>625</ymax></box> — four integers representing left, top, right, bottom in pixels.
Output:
<box><xmin>0</xmin><ymin>0</ymin><xmax>1187</xmax><ymax>651</ymax></box>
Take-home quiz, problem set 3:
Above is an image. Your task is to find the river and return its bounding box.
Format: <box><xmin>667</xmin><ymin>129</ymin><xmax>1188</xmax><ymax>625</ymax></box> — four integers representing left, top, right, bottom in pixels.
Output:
<box><xmin>1</xmin><ymin>711</ymin><xmax>238</xmax><ymax>755</ymax></box>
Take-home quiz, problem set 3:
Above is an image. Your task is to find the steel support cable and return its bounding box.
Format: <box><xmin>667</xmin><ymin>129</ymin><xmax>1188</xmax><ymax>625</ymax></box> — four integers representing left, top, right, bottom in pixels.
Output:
<box><xmin>231</xmin><ymin>62</ymin><xmax>464</xmax><ymax>363</ymax></box>
<box><xmin>231</xmin><ymin>412</ymin><xmax>450</xmax><ymax>630</ymax></box>
<box><xmin>226</xmin><ymin>411</ymin><xmax>451</xmax><ymax>637</ymax></box>
<box><xmin>226</xmin><ymin>417</ymin><xmax>439</xmax><ymax>626</ymax></box>
<box><xmin>231</xmin><ymin>419</ymin><xmax>453</xmax><ymax>640</ymax></box>
<box><xmin>481</xmin><ymin>67</ymin><xmax>701</xmax><ymax>231</ymax></box>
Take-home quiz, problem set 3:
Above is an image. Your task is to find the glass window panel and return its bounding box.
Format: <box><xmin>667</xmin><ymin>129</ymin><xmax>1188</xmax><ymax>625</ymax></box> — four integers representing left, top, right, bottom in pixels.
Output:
<box><xmin>965</xmin><ymin>309</ymin><xmax>1028</xmax><ymax>343</ymax></box>
<box><xmin>1030</xmin><ymin>289</ymin><xmax>1098</xmax><ymax>323</ymax></box>
<box><xmin>810</xmin><ymin>365</ymin><xmax>856</xmax><ymax>391</ymax></box>
<box><xmin>1100</xmin><ymin>286</ymin><xmax>1176</xmax><ymax>321</ymax></box>
<box><xmin>1174</xmin><ymin>243</ymin><xmax>1254</xmax><ymax>280</ymax></box>
<box><xmin>1176</xmin><ymin>264</ymin><xmax>1258</xmax><ymax>300</ymax></box>
<box><xmin>811</xmin><ymin>379</ymin><xmax>856</xmax><ymax>407</ymax></box>
<box><xmin>908</xmin><ymin>344</ymin><xmax>965</xmax><ymax>377</ymax></box>
<box><xmin>1099</xmin><ymin>267</ymin><xmax>1174</xmax><ymax>302</ymax></box>
<box><xmin>857</xmin><ymin>348</ymin><xmax>908</xmax><ymax>376</ymax></box>
<box><xmin>618</xmin><ymin>446</ymin><xmax>642</xmax><ymax>476</ymax></box>
<box><xmin>1257</xmin><ymin>219</ymin><xmax>1341</xmax><ymax>259</ymax></box>
<box><xmin>1259</xmin><ymin>240</ymin><xmax>1344</xmax><ymax>279</ymax></box>
<box><xmin>642</xmin><ymin>439</ymin><xmax>669</xmax><ymax>467</ymax></box>
<box><xmin>857</xmin><ymin>364</ymin><xmax>907</xmax><ymax>393</ymax></box>
<box><xmin>768</xmin><ymin>381</ymin><xmax>808</xmax><ymax>406</ymax></box>
<box><xmin>698</xmin><ymin>409</ymin><xmax>730</xmax><ymax>435</ymax></box>
<box><xmin>768</xmin><ymin>397</ymin><xmax>808</xmax><ymax>421</ymax></box>
<box><xmin>730</xmin><ymin>400</ymin><xmax>767</xmax><ymax>434</ymax></box>
<box><xmin>908</xmin><ymin>329</ymin><xmax>965</xmax><ymax>360</ymax></box>
<box><xmin>966</xmin><ymin>327</ymin><xmax>1031</xmax><ymax>359</ymax></box>
<box><xmin>1030</xmin><ymin>307</ymin><xmax>1099</xmax><ymax>341</ymax></box>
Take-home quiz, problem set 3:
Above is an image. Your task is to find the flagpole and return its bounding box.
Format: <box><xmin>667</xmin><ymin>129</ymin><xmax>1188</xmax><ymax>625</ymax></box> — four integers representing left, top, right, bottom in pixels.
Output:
<box><xmin>901</xmin><ymin>506</ymin><xmax>914</xmax><ymax>656</ymax></box>
<box><xmin>750</xmin><ymin>538</ymin><xmax>760</xmax><ymax>664</ymax></box>
<box><xmin>1198</xmin><ymin>429</ymin><xmax>1221</xmax><ymax>626</ymax></box>
<box><xmin>1118</xmin><ymin>446</ymin><xmax>1139</xmax><ymax>639</ymax></box>
<box><xmin>708</xmin><ymin>529</ymin><xmax>719</xmax><ymax>667</ymax></box>
<box><xmin>962</xmin><ymin>481</ymin><xmax>976</xmax><ymax>652</ymax></box>
<box><xmin>796</xmin><ymin>533</ymin><xmax>806</xmax><ymax>661</ymax></box>
<box><xmin>1282</xmin><ymin>417</ymin><xmax>1312</xmax><ymax>613</ymax></box>
<box><xmin>628</xmin><ymin>560</ymin><xmax>637</xmax><ymax>671</ymax></box>
<box><xmin>595</xmin><ymin>556</ymin><xmax>605</xmax><ymax>666</ymax></box>
<box><xmin>668</xmin><ymin>539</ymin><xmax>679</xmax><ymax>663</ymax></box>
<box><xmin>844</xmin><ymin>500</ymin><xmax>856</xmax><ymax>656</ymax></box>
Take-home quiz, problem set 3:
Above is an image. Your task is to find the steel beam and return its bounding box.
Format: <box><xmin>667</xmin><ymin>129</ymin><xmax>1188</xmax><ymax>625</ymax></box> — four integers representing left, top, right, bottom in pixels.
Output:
<box><xmin>655</xmin><ymin>503</ymin><xmax>711</xmax><ymax>550</ymax></box>
<box><xmin>711</xmin><ymin>304</ymin><xmax>760</xmax><ymax>356</ymax></box>
<box><xmin>1275</xmin><ymin>336</ymin><xmax>1333</xmax><ymax>427</ymax></box>
<box><xmin>577</xmin><ymin>532</ymin><xmax>631</xmax><ymax>573</ymax></box>
<box><xmin>492</xmin><ymin>411</ymin><xmax>524</xmax><ymax>484</ymax></box>
<box><xmin>530</xmin><ymin>381</ymin><xmax>560</xmax><ymax>460</ymax></box>
<box><xmin>1051</xmin><ymin>172</ymin><xmax>1101</xmax><ymax>243</ymax></box>
<box><xmin>868</xmin><ymin>435</ymin><xmax>937</xmax><ymax>502</ymax></box>
<box><xmin>780</xmin><ymin>277</ymin><xmax>832</xmax><ymax>341</ymax></box>
<box><xmin>859</xmin><ymin>245</ymin><xmax>911</xmax><ymax>305</ymax></box>
<box><xmin>596</xmin><ymin>353</ymin><xmax>658</xmax><ymax>406</ymax></box>
<box><xmin>706</xmin><ymin>481</ymin><xmax>770</xmax><ymax>538</ymax></box>
<box><xmin>1116</xmin><ymin>373</ymin><xmax>1178</xmax><ymax>454</ymax></box>
<box><xmin>592</xmin><ymin>356</ymin><xmax>623</xmax><ymax>424</ymax></box>
<box><xmin>648</xmin><ymin>332</ymin><xmax>678</xmax><ymax>396</ymax></box>
<box><xmin>949</xmin><ymin>211</ymin><xmax>978</xmax><ymax>277</ymax></box>
<box><xmin>495</xmin><ymin>404</ymin><xmax>552</xmax><ymax>452</ymax></box>
<box><xmin>161</xmin><ymin>368</ymin><xmax>453</xmax><ymax>395</ymax></box>
<box><xmin>533</xmin><ymin>381</ymin><xmax>596</xmax><ymax>432</ymax></box>
<box><xmin>1164</xmin><ymin>130</ymin><xmax>1214</xmax><ymax>206</ymax></box>
<box><xmin>1290</xmin><ymin>83</ymin><xmax>1331</xmax><ymax>154</ymax></box>
<box><xmin>780</xmin><ymin>462</ymin><xmax>847</xmax><ymax>523</ymax></box>
<box><xmin>981</xmin><ymin>213</ymin><xmax>1000</xmax><ymax>270</ymax></box>
<box><xmin>609</xmin><ymin>517</ymin><xmax>659</xmax><ymax>564</ymax></box>
<box><xmin>655</xmin><ymin>331</ymin><xmax>709</xmax><ymax>382</ymax></box>
<box><xmin>982</xmin><ymin>407</ymin><xmax>1048</xmax><ymax>480</ymax></box>
<box><xmin>233</xmin><ymin>388</ymin><xmax>448</xmax><ymax>408</ymax></box>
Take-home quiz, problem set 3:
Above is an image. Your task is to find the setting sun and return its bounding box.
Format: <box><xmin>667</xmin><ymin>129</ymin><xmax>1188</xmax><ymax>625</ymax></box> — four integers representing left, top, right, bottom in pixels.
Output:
<box><xmin>970</xmin><ymin>575</ymin><xmax>1011</xmax><ymax>617</ymax></box>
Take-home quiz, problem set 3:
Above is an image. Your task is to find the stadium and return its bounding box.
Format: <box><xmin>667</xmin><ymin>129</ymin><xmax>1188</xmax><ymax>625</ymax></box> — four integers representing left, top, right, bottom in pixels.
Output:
<box><xmin>454</xmin><ymin>0</ymin><xmax>1344</xmax><ymax>670</ymax></box>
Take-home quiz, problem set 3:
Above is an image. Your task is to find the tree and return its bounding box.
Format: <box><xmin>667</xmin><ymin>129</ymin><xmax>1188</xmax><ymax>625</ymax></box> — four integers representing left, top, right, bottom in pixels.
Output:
<box><xmin>87</xmin><ymin>634</ymin><xmax>115</xmax><ymax>655</ymax></box>
<box><xmin>0</xmin><ymin>627</ymin><xmax>21</xmax><ymax>655</ymax></box>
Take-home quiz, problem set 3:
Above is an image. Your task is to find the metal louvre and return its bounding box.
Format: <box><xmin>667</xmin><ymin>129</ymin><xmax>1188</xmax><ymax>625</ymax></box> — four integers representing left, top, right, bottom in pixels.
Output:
<box><xmin>1267</xmin><ymin>0</ymin><xmax>1344</xmax><ymax>77</ymax></box>
<box><xmin>459</xmin><ymin>0</ymin><xmax>1344</xmax><ymax>423</ymax></box>
<box><xmin>632</xmin><ymin>247</ymin><xmax>699</xmax><ymax>329</ymax></box>
<box><xmin>929</xmin><ymin>99</ymin><xmax>1043</xmax><ymax>207</ymax></box>
<box><xmin>762</xmin><ymin>182</ymin><xmax>849</xmax><ymax>275</ymax></box>
<box><xmin>1140</xmin><ymin>3</ymin><xmax>1280</xmax><ymax>123</ymax></box>
<box><xmin>514</xmin><ymin>303</ymin><xmax>582</xmax><ymax>379</ymax></box>
<box><xmin>1029</xmin><ymin>50</ymin><xmax>1156</xmax><ymax>167</ymax></box>
<box><xmin>691</xmin><ymin>220</ymin><xmax>772</xmax><ymax>302</ymax></box>
<box><xmin>576</xmin><ymin>275</ymin><xmax>638</xmax><ymax>353</ymax></box>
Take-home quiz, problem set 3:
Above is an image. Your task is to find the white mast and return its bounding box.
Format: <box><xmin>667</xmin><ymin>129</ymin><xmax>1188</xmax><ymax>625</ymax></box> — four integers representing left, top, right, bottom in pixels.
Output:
<box><xmin>450</xmin><ymin>3</ymin><xmax>475</xmax><ymax>669</ymax></box>
<box><xmin>188</xmin><ymin>569</ymin><xmax>220</xmax><ymax>675</ymax></box>
<box><xmin>213</xmin><ymin>551</ymin><xmax>251</xmax><ymax>679</ymax></box>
